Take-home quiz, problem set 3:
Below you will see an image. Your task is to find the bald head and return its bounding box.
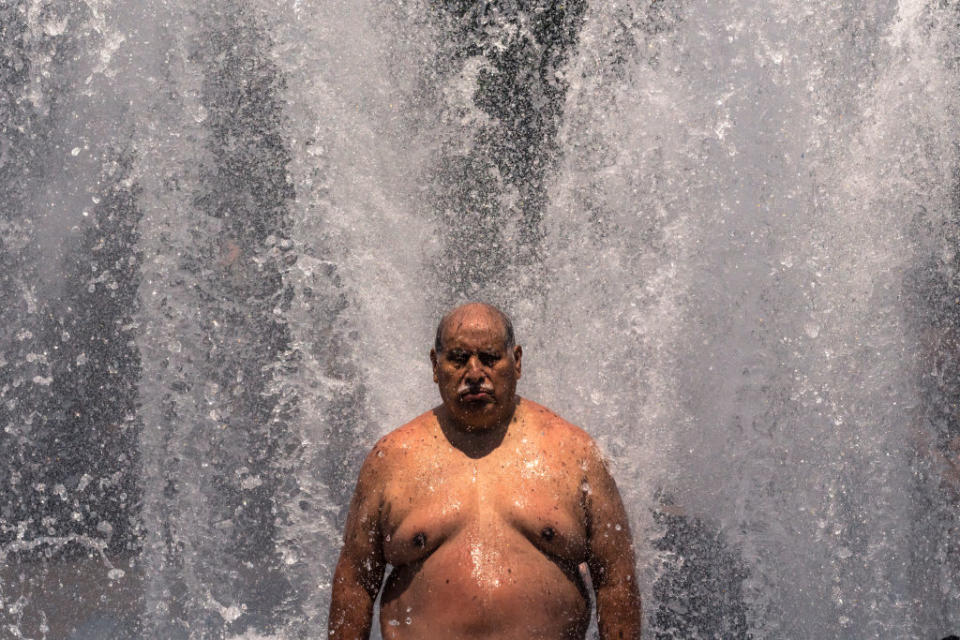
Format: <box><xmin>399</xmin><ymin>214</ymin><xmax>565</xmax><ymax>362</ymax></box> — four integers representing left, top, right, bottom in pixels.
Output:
<box><xmin>434</xmin><ymin>303</ymin><xmax>515</xmax><ymax>354</ymax></box>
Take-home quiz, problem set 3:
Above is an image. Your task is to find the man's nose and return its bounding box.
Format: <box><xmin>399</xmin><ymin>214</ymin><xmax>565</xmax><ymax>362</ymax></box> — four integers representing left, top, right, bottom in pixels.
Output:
<box><xmin>464</xmin><ymin>356</ymin><xmax>485</xmax><ymax>380</ymax></box>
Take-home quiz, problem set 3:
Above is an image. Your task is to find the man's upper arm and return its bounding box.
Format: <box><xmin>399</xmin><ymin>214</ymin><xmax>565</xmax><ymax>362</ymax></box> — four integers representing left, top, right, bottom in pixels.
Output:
<box><xmin>328</xmin><ymin>444</ymin><xmax>389</xmax><ymax>639</ymax></box>
<box><xmin>582</xmin><ymin>438</ymin><xmax>642</xmax><ymax>639</ymax></box>
<box><xmin>582</xmin><ymin>441</ymin><xmax>635</xmax><ymax>583</ymax></box>
<box><xmin>337</xmin><ymin>444</ymin><xmax>388</xmax><ymax>596</ymax></box>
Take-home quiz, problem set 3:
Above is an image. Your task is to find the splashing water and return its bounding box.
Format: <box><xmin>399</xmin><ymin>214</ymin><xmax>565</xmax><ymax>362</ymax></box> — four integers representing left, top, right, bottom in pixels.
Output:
<box><xmin>2</xmin><ymin>1</ymin><xmax>960</xmax><ymax>638</ymax></box>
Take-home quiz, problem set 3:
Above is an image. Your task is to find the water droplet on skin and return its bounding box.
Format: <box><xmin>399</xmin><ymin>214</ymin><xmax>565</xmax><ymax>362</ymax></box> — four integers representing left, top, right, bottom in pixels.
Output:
<box><xmin>614</xmin><ymin>524</ymin><xmax>622</xmax><ymax>531</ymax></box>
<box><xmin>405</xmin><ymin>617</ymin><xmax>412</xmax><ymax>625</ymax></box>
<box><xmin>388</xmin><ymin>619</ymin><xmax>400</xmax><ymax>626</ymax></box>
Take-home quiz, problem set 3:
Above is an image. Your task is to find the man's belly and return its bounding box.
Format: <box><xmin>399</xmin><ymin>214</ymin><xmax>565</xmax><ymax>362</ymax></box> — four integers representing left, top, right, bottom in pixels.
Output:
<box><xmin>379</xmin><ymin>531</ymin><xmax>590</xmax><ymax>640</ymax></box>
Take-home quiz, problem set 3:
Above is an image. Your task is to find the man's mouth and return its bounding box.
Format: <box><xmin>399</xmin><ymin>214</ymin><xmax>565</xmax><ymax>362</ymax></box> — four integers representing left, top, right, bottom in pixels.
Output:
<box><xmin>459</xmin><ymin>388</ymin><xmax>494</xmax><ymax>403</ymax></box>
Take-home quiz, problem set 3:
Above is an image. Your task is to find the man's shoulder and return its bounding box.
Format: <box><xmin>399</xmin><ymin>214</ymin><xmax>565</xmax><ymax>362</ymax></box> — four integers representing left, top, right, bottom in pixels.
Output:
<box><xmin>364</xmin><ymin>409</ymin><xmax>439</xmax><ymax>462</ymax></box>
<box><xmin>519</xmin><ymin>398</ymin><xmax>597</xmax><ymax>452</ymax></box>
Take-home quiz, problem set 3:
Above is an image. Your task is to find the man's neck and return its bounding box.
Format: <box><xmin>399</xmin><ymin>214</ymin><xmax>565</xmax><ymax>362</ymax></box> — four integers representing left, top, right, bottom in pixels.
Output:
<box><xmin>436</xmin><ymin>399</ymin><xmax>519</xmax><ymax>459</ymax></box>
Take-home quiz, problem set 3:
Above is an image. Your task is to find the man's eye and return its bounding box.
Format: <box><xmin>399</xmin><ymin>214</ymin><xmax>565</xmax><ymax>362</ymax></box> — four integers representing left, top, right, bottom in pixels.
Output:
<box><xmin>449</xmin><ymin>353</ymin><xmax>468</xmax><ymax>365</ymax></box>
<box><xmin>479</xmin><ymin>353</ymin><xmax>499</xmax><ymax>366</ymax></box>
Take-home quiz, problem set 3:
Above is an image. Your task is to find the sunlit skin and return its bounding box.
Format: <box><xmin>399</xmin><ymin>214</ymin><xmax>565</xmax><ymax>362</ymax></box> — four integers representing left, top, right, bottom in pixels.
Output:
<box><xmin>328</xmin><ymin>303</ymin><xmax>642</xmax><ymax>640</ymax></box>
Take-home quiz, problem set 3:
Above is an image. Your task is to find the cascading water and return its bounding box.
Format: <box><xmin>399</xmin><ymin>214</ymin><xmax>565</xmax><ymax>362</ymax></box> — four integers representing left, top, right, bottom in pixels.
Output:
<box><xmin>2</xmin><ymin>0</ymin><xmax>960</xmax><ymax>638</ymax></box>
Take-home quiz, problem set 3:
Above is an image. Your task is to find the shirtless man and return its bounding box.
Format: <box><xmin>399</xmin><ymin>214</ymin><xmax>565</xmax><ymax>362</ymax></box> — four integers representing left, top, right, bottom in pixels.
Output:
<box><xmin>328</xmin><ymin>303</ymin><xmax>642</xmax><ymax>639</ymax></box>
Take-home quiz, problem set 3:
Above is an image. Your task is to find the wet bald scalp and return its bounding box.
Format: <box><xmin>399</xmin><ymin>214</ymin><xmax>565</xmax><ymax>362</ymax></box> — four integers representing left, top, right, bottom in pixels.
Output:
<box><xmin>434</xmin><ymin>302</ymin><xmax>515</xmax><ymax>353</ymax></box>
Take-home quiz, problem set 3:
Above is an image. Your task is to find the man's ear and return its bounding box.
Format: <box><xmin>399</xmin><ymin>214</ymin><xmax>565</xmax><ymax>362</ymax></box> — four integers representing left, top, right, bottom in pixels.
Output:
<box><xmin>430</xmin><ymin>348</ymin><xmax>439</xmax><ymax>383</ymax></box>
<box><xmin>513</xmin><ymin>345</ymin><xmax>522</xmax><ymax>379</ymax></box>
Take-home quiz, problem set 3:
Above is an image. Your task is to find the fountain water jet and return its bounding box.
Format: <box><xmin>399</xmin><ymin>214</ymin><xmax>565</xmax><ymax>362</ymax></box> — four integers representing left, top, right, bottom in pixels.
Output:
<box><xmin>1</xmin><ymin>1</ymin><xmax>960</xmax><ymax>638</ymax></box>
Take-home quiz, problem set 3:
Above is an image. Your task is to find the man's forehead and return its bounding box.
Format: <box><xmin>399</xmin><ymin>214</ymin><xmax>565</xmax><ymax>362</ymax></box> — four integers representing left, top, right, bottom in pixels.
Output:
<box><xmin>441</xmin><ymin>307</ymin><xmax>508</xmax><ymax>345</ymax></box>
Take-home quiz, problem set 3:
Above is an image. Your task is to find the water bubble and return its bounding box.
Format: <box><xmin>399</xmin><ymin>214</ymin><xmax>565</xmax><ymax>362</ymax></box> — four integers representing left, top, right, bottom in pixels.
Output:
<box><xmin>240</xmin><ymin>475</ymin><xmax>263</xmax><ymax>490</ymax></box>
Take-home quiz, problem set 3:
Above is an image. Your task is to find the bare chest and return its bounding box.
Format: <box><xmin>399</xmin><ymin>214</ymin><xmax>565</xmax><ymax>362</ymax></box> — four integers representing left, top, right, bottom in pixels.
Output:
<box><xmin>380</xmin><ymin>445</ymin><xmax>587</xmax><ymax>567</ymax></box>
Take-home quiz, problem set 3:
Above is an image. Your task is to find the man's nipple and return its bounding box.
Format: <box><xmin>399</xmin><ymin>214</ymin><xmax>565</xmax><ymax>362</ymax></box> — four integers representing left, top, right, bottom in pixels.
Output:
<box><xmin>413</xmin><ymin>532</ymin><xmax>427</xmax><ymax>548</ymax></box>
<box><xmin>540</xmin><ymin>526</ymin><xmax>555</xmax><ymax>541</ymax></box>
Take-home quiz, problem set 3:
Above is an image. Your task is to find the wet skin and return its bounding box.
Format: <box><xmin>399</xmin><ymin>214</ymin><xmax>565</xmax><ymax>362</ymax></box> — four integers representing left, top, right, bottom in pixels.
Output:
<box><xmin>328</xmin><ymin>305</ymin><xmax>641</xmax><ymax>640</ymax></box>
<box><xmin>379</xmin><ymin>401</ymin><xmax>593</xmax><ymax>639</ymax></box>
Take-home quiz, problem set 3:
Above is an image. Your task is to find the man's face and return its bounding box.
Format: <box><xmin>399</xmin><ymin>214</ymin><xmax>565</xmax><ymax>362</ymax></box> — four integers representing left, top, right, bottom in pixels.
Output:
<box><xmin>430</xmin><ymin>308</ymin><xmax>522</xmax><ymax>431</ymax></box>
